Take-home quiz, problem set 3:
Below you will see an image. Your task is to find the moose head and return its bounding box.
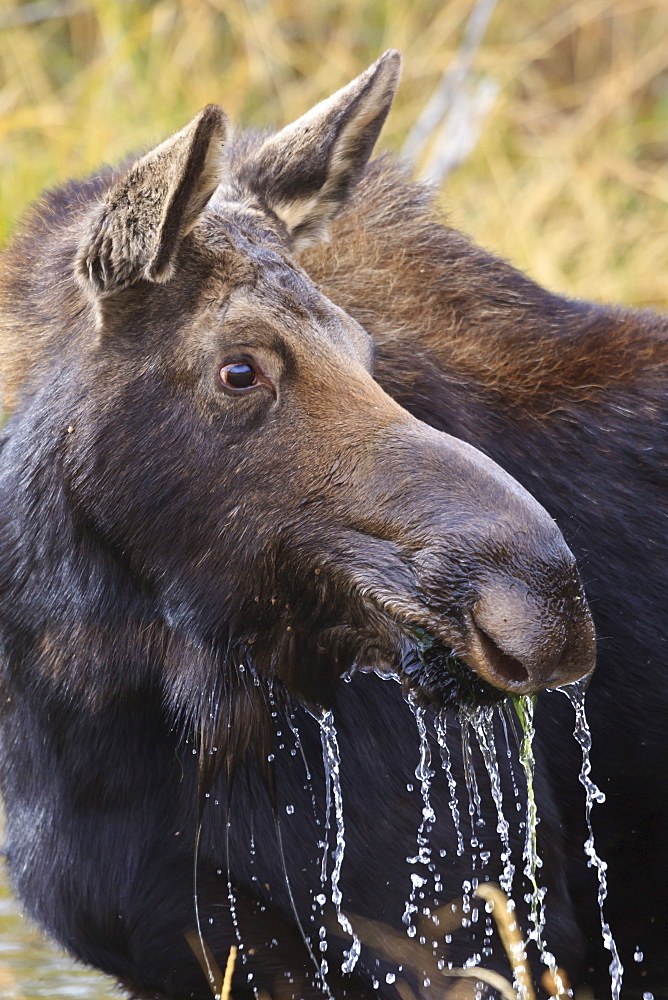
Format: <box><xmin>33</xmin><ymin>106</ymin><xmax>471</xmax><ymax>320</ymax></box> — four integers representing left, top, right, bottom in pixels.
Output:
<box><xmin>0</xmin><ymin>52</ymin><xmax>595</xmax><ymax>766</ymax></box>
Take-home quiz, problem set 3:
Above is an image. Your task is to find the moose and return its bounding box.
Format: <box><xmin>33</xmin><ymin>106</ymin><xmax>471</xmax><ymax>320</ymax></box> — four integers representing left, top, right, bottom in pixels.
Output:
<box><xmin>0</xmin><ymin>49</ymin><xmax>664</xmax><ymax>999</ymax></box>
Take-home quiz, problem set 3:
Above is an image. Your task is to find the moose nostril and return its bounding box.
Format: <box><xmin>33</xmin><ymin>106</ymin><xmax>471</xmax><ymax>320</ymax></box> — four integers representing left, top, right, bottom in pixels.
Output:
<box><xmin>451</xmin><ymin>573</ymin><xmax>595</xmax><ymax>695</ymax></box>
<box><xmin>470</xmin><ymin>621</ymin><xmax>530</xmax><ymax>688</ymax></box>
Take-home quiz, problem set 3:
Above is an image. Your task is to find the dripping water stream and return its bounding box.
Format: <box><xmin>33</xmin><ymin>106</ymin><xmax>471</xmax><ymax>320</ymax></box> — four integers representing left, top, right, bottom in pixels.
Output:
<box><xmin>460</xmin><ymin>715</ymin><xmax>485</xmax><ymax>852</ymax></box>
<box><xmin>458</xmin><ymin>716</ymin><xmax>486</xmax><ymax>964</ymax></box>
<box><xmin>457</xmin><ymin>699</ymin><xmax>568</xmax><ymax>994</ymax></box>
<box><xmin>509</xmin><ymin>695</ymin><xmax>567</xmax><ymax>991</ymax></box>
<box><xmin>434</xmin><ymin>714</ymin><xmax>465</xmax><ymax>857</ymax></box>
<box><xmin>319</xmin><ymin>709</ymin><xmax>362</xmax><ymax>975</ymax></box>
<box><xmin>563</xmin><ymin>678</ymin><xmax>624</xmax><ymax>1000</ymax></box>
<box><xmin>403</xmin><ymin>697</ymin><xmax>436</xmax><ymax>938</ymax></box>
<box><xmin>469</xmin><ymin>707</ymin><xmax>514</xmax><ymax>896</ymax></box>
<box><xmin>307</xmin><ymin>680</ymin><xmax>626</xmax><ymax>1000</ymax></box>
<box><xmin>461</xmin><ymin>705</ymin><xmax>524</xmax><ymax>990</ymax></box>
<box><xmin>314</xmin><ymin>679</ymin><xmax>624</xmax><ymax>1000</ymax></box>
<box><xmin>259</xmin><ymin>674</ymin><xmax>622</xmax><ymax>1000</ymax></box>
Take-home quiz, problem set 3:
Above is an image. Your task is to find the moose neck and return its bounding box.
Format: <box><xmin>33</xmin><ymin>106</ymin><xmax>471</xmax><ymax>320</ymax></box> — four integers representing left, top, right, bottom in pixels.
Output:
<box><xmin>304</xmin><ymin>157</ymin><xmax>666</xmax><ymax>414</ymax></box>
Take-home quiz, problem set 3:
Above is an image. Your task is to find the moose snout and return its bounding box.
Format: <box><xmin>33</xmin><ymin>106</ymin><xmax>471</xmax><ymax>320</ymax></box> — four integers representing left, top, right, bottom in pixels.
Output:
<box><xmin>311</xmin><ymin>405</ymin><xmax>597</xmax><ymax>701</ymax></box>
<box><xmin>362</xmin><ymin>421</ymin><xmax>597</xmax><ymax>698</ymax></box>
<box><xmin>457</xmin><ymin>568</ymin><xmax>596</xmax><ymax>694</ymax></box>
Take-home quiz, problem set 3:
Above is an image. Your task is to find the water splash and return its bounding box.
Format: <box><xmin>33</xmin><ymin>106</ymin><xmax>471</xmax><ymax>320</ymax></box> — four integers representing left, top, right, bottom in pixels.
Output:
<box><xmin>468</xmin><ymin>706</ymin><xmax>514</xmax><ymax>895</ymax></box>
<box><xmin>403</xmin><ymin>697</ymin><xmax>436</xmax><ymax>937</ymax></box>
<box><xmin>319</xmin><ymin>710</ymin><xmax>361</xmax><ymax>975</ymax></box>
<box><xmin>563</xmin><ymin>678</ymin><xmax>624</xmax><ymax>1000</ymax></box>
<box><xmin>434</xmin><ymin>713</ymin><xmax>465</xmax><ymax>856</ymax></box>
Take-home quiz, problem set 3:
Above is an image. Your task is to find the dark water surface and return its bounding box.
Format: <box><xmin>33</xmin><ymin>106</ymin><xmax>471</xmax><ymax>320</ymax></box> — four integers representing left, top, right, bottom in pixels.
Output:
<box><xmin>0</xmin><ymin>862</ymin><xmax>115</xmax><ymax>999</ymax></box>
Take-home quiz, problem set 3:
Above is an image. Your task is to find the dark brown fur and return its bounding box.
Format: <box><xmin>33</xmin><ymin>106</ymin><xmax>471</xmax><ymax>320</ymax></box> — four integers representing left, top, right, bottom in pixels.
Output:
<box><xmin>303</xmin><ymin>157</ymin><xmax>666</xmax><ymax>408</ymax></box>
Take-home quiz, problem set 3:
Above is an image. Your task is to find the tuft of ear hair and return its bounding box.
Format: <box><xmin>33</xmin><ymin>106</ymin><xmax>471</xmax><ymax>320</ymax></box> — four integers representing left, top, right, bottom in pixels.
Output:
<box><xmin>76</xmin><ymin>104</ymin><xmax>228</xmax><ymax>296</ymax></box>
<box><xmin>238</xmin><ymin>50</ymin><xmax>401</xmax><ymax>252</ymax></box>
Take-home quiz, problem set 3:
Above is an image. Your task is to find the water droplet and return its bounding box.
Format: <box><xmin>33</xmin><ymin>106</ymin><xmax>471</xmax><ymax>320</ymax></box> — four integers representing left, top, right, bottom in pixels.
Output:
<box><xmin>385</xmin><ymin>973</ymin><xmax>396</xmax><ymax>984</ymax></box>
<box><xmin>285</xmin><ymin>804</ymin><xmax>294</xmax><ymax>815</ymax></box>
<box><xmin>634</xmin><ymin>948</ymin><xmax>644</xmax><ymax>963</ymax></box>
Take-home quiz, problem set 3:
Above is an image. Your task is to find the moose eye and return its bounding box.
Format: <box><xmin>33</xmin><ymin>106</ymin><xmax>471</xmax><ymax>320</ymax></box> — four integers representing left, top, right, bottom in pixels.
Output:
<box><xmin>220</xmin><ymin>362</ymin><xmax>259</xmax><ymax>391</ymax></box>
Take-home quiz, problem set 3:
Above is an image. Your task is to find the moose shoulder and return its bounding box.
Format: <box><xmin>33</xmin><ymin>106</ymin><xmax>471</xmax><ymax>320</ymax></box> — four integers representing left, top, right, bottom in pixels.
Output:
<box><xmin>0</xmin><ymin>50</ymin><xmax>617</xmax><ymax>1000</ymax></box>
<box><xmin>302</xmin><ymin>156</ymin><xmax>668</xmax><ymax>993</ymax></box>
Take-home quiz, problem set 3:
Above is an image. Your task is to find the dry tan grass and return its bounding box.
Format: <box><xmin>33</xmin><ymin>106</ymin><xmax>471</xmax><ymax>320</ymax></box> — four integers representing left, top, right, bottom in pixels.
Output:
<box><xmin>1</xmin><ymin>0</ymin><xmax>667</xmax><ymax>307</ymax></box>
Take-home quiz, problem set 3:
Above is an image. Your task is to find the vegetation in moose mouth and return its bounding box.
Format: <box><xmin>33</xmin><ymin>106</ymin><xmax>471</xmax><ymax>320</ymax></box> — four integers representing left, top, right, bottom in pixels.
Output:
<box><xmin>400</xmin><ymin>627</ymin><xmax>504</xmax><ymax>711</ymax></box>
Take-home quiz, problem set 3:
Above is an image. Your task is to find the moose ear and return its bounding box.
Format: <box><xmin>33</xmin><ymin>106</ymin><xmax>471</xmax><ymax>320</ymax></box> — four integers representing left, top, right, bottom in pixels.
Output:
<box><xmin>239</xmin><ymin>50</ymin><xmax>401</xmax><ymax>251</ymax></box>
<box><xmin>77</xmin><ymin>105</ymin><xmax>228</xmax><ymax>295</ymax></box>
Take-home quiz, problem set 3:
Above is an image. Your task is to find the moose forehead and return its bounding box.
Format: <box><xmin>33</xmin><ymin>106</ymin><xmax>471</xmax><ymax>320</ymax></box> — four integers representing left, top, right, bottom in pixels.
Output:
<box><xmin>188</xmin><ymin>207</ymin><xmax>374</xmax><ymax>367</ymax></box>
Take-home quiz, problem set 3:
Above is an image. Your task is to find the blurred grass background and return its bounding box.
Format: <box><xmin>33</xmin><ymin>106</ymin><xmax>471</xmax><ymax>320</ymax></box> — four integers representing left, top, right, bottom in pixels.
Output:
<box><xmin>1</xmin><ymin>0</ymin><xmax>668</xmax><ymax>308</ymax></box>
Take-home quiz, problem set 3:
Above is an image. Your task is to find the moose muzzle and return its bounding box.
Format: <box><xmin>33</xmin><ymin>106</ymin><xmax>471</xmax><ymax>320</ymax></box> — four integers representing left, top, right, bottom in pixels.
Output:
<box><xmin>334</xmin><ymin>415</ymin><xmax>596</xmax><ymax>700</ymax></box>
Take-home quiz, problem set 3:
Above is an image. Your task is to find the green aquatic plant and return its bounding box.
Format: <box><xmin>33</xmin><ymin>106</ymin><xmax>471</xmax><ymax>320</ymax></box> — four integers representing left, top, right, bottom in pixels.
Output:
<box><xmin>404</xmin><ymin>626</ymin><xmax>505</xmax><ymax>711</ymax></box>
